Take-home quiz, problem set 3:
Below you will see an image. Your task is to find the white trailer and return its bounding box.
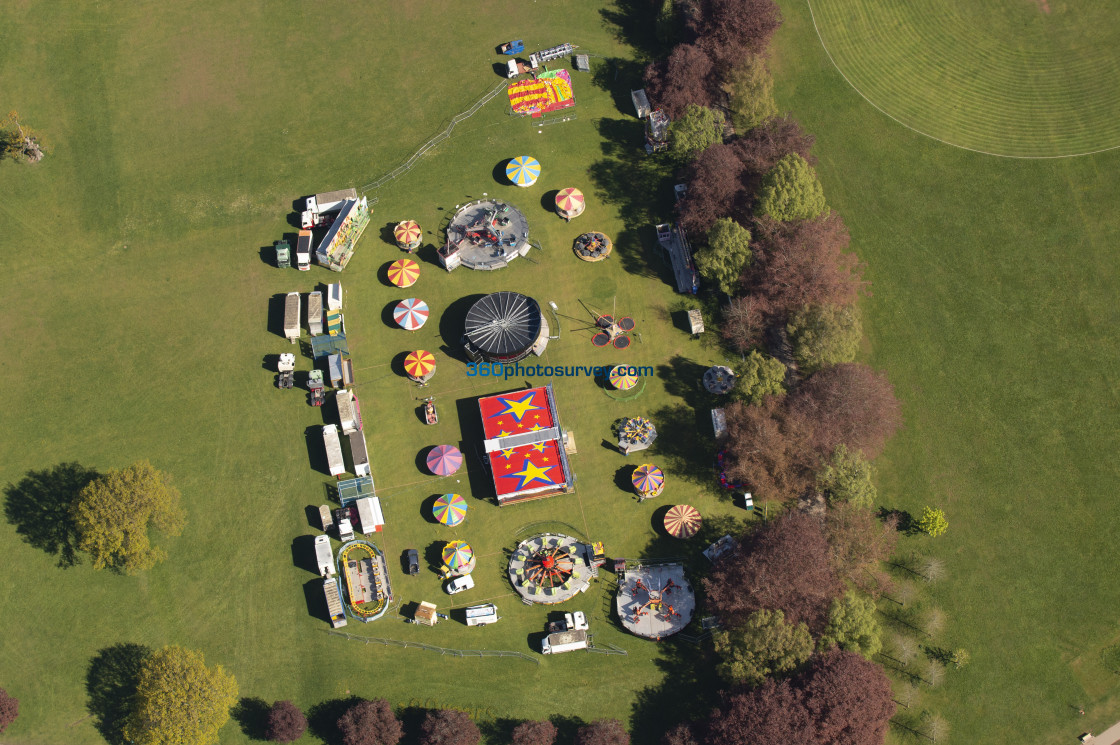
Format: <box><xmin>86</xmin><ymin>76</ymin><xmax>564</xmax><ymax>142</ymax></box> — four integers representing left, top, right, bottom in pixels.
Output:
<box><xmin>322</xmin><ymin>424</ymin><xmax>345</xmax><ymax>479</ymax></box>
<box><xmin>314</xmin><ymin>534</ymin><xmax>334</xmax><ymax>577</ymax></box>
<box><xmin>464</xmin><ymin>603</ymin><xmax>500</xmax><ymax>627</ymax></box>
<box><xmin>296</xmin><ymin>230</ymin><xmax>313</xmax><ymax>271</ymax></box>
<box><xmin>541</xmin><ymin>629</ymin><xmax>588</xmax><ymax>654</ymax></box>
<box><xmin>355</xmin><ymin>496</ymin><xmax>383</xmax><ymax>534</ymax></box>
<box><xmin>335</xmin><ymin>390</ymin><xmax>358</xmax><ymax>434</ymax></box>
<box><xmin>308</xmin><ymin>291</ymin><xmax>323</xmax><ymax>336</ymax></box>
<box><xmin>283</xmin><ymin>292</ymin><xmax>301</xmax><ymax>343</ymax></box>
<box><xmin>347</xmin><ymin>430</ymin><xmax>371</xmax><ymax>477</ymax></box>
<box><xmin>323</xmin><ymin>577</ymin><xmax>348</xmax><ymax>628</ymax></box>
<box><xmin>327</xmin><ymin>282</ymin><xmax>343</xmax><ymax>311</ymax></box>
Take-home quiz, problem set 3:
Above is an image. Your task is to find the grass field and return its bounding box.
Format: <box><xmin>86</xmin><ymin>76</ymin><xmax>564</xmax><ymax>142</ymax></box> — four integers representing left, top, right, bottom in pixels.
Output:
<box><xmin>807</xmin><ymin>0</ymin><xmax>1120</xmax><ymax>156</ymax></box>
<box><xmin>774</xmin><ymin>0</ymin><xmax>1120</xmax><ymax>742</ymax></box>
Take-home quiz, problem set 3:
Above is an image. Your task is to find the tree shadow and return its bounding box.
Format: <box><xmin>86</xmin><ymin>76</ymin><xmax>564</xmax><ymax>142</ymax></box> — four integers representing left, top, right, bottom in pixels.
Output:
<box><xmin>4</xmin><ymin>462</ymin><xmax>99</xmax><ymax>567</ymax></box>
<box><xmin>878</xmin><ymin>507</ymin><xmax>916</xmax><ymax>535</ymax></box>
<box><xmin>598</xmin><ymin>0</ymin><xmax>669</xmax><ymax>62</ymax></box>
<box><xmin>549</xmin><ymin>714</ymin><xmax>587</xmax><ymax>745</ymax></box>
<box><xmin>479</xmin><ymin>717</ymin><xmax>520</xmax><ymax>744</ymax></box>
<box><xmin>86</xmin><ymin>642</ymin><xmax>152</xmax><ymax>745</ymax></box>
<box><xmin>591</xmin><ymin>57</ymin><xmax>651</xmax><ymax>115</ymax></box>
<box><xmin>628</xmin><ymin>636</ymin><xmax>719</xmax><ymax>744</ymax></box>
<box><xmin>307</xmin><ymin>696</ymin><xmax>363</xmax><ymax>745</ymax></box>
<box><xmin>648</xmin><ymin>403</ymin><xmax>723</xmax><ymax>493</ymax></box>
<box><xmin>231</xmin><ymin>696</ymin><xmax>271</xmax><ymax>741</ymax></box>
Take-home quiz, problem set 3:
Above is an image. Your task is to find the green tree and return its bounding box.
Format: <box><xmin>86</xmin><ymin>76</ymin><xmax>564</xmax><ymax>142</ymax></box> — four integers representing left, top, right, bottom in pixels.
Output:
<box><xmin>723</xmin><ymin>54</ymin><xmax>777</xmax><ymax>132</ymax></box>
<box><xmin>71</xmin><ymin>460</ymin><xmax>185</xmax><ymax>573</ymax></box>
<box><xmin>816</xmin><ymin>444</ymin><xmax>876</xmax><ymax>508</ymax></box>
<box><xmin>787</xmin><ymin>304</ymin><xmax>862</xmax><ymax>373</ymax></box>
<box><xmin>669</xmin><ymin>104</ymin><xmax>726</xmax><ymax>158</ymax></box>
<box><xmin>819</xmin><ymin>591</ymin><xmax>882</xmax><ymax>658</ymax></box>
<box><xmin>123</xmin><ymin>645</ymin><xmax>238</xmax><ymax>745</ymax></box>
<box><xmin>950</xmin><ymin>648</ymin><xmax>970</xmax><ymax>669</ymax></box>
<box><xmin>712</xmin><ymin>609</ymin><xmax>814</xmax><ymax>686</ymax></box>
<box><xmin>654</xmin><ymin>0</ymin><xmax>678</xmax><ymax>46</ymax></box>
<box><xmin>697</xmin><ymin>217</ymin><xmax>753</xmax><ymax>295</ymax></box>
<box><xmin>918</xmin><ymin>506</ymin><xmax>948</xmax><ymax>537</ymax></box>
<box><xmin>732</xmin><ymin>350</ymin><xmax>786</xmax><ymax>405</ymax></box>
<box><xmin>757</xmin><ymin>153</ymin><xmax>827</xmax><ymax>222</ymax></box>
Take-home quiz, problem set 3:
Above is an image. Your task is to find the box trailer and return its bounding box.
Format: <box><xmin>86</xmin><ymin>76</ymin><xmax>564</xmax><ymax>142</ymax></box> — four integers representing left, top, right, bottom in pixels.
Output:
<box><xmin>314</xmin><ymin>534</ymin><xmax>335</xmax><ymax>577</ymax></box>
<box><xmin>327</xmin><ymin>282</ymin><xmax>343</xmax><ymax>311</ymax></box>
<box><xmin>283</xmin><ymin>292</ymin><xmax>301</xmax><ymax>343</ymax></box>
<box><xmin>308</xmin><ymin>291</ymin><xmax>323</xmax><ymax>336</ymax></box>
<box><xmin>541</xmin><ymin>629</ymin><xmax>588</xmax><ymax>654</ymax></box>
<box><xmin>355</xmin><ymin>496</ymin><xmax>384</xmax><ymax>534</ymax></box>
<box><xmin>319</xmin><ymin>504</ymin><xmax>334</xmax><ymax>531</ymax></box>
<box><xmin>322</xmin><ymin>424</ymin><xmax>345</xmax><ymax>479</ymax></box>
<box><xmin>296</xmin><ymin>230</ymin><xmax>313</xmax><ymax>271</ymax></box>
<box><xmin>323</xmin><ymin>577</ymin><xmax>348</xmax><ymax>628</ymax></box>
<box><xmin>347</xmin><ymin>429</ymin><xmax>370</xmax><ymax>477</ymax></box>
<box><xmin>464</xmin><ymin>603</ymin><xmax>500</xmax><ymax>627</ymax></box>
<box><xmin>336</xmin><ymin>390</ymin><xmax>358</xmax><ymax>434</ymax></box>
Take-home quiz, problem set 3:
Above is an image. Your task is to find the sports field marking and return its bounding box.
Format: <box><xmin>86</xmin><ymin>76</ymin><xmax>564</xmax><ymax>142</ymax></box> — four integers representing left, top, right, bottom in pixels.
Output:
<box><xmin>806</xmin><ymin>0</ymin><xmax>1120</xmax><ymax>159</ymax></box>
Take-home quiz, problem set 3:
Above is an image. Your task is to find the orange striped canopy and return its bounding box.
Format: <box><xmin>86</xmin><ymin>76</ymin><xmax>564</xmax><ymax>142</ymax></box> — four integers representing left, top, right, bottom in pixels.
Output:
<box><xmin>664</xmin><ymin>504</ymin><xmax>702</xmax><ymax>538</ymax></box>
<box><xmin>555</xmin><ymin>187</ymin><xmax>584</xmax><ymax>212</ymax></box>
<box><xmin>394</xmin><ymin>220</ymin><xmax>422</xmax><ymax>245</ymax></box>
<box><xmin>387</xmin><ymin>258</ymin><xmax>420</xmax><ymax>287</ymax></box>
<box><xmin>404</xmin><ymin>350</ymin><xmax>436</xmax><ymax>379</ymax></box>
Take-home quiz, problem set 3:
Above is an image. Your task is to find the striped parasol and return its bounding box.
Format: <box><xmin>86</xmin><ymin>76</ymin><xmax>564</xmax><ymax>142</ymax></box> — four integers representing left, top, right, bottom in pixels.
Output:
<box><xmin>555</xmin><ymin>187</ymin><xmax>584</xmax><ymax>212</ymax></box>
<box><xmin>404</xmin><ymin>350</ymin><xmax>436</xmax><ymax>380</ymax></box>
<box><xmin>664</xmin><ymin>504</ymin><xmax>702</xmax><ymax>538</ymax></box>
<box><xmin>426</xmin><ymin>445</ymin><xmax>463</xmax><ymax>476</ymax></box>
<box><xmin>393</xmin><ymin>298</ymin><xmax>429</xmax><ymax>330</ymax></box>
<box><xmin>393</xmin><ymin>220</ymin><xmax>422</xmax><ymax>247</ymax></box>
<box><xmin>506</xmin><ymin>156</ymin><xmax>541</xmax><ymax>187</ymax></box>
<box><xmin>632</xmin><ymin>464</ymin><xmax>665</xmax><ymax>496</ymax></box>
<box><xmin>432</xmin><ymin>493</ymin><xmax>468</xmax><ymax>527</ymax></box>
<box><xmin>442</xmin><ymin>540</ymin><xmax>474</xmax><ymax>571</ymax></box>
<box><xmin>387</xmin><ymin>259</ymin><xmax>420</xmax><ymax>288</ymax></box>
<box><xmin>609</xmin><ymin>364</ymin><xmax>639</xmax><ymax>390</ymax></box>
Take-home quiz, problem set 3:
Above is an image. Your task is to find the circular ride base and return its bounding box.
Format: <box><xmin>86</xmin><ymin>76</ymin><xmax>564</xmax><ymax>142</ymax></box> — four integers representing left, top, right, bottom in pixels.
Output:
<box><xmin>616</xmin><ymin>564</ymin><xmax>696</xmax><ymax>640</ymax></box>
<box><xmin>573</xmin><ymin>232</ymin><xmax>612</xmax><ymax>262</ymax></box>
<box><xmin>445</xmin><ymin>200</ymin><xmax>531</xmax><ymax>270</ymax></box>
<box><xmin>508</xmin><ymin>533</ymin><xmax>593</xmax><ymax>604</ymax></box>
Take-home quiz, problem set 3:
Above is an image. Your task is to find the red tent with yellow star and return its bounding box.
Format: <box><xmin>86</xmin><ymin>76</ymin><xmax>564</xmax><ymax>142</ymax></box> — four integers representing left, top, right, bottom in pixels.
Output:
<box><xmin>478</xmin><ymin>385</ymin><xmax>574</xmax><ymax>505</ymax></box>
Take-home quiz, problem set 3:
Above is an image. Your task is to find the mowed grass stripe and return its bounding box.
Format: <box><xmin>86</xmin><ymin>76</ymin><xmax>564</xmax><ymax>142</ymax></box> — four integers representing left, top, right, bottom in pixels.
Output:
<box><xmin>808</xmin><ymin>0</ymin><xmax>1120</xmax><ymax>155</ymax></box>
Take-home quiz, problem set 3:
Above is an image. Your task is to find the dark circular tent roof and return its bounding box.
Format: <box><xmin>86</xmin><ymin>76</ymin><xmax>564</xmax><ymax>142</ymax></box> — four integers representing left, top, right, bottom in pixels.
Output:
<box><xmin>464</xmin><ymin>292</ymin><xmax>542</xmax><ymax>358</ymax></box>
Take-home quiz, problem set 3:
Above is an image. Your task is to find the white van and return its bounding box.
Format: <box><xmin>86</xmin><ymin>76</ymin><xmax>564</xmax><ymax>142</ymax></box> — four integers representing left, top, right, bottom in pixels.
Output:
<box><xmin>445</xmin><ymin>574</ymin><xmax>475</xmax><ymax>595</ymax></box>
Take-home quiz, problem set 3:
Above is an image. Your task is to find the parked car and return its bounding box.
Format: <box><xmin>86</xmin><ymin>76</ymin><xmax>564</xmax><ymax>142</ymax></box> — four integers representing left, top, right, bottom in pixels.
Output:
<box><xmin>406</xmin><ymin>549</ymin><xmax>419</xmax><ymax>575</ymax></box>
<box><xmin>445</xmin><ymin>574</ymin><xmax>475</xmax><ymax>595</ymax></box>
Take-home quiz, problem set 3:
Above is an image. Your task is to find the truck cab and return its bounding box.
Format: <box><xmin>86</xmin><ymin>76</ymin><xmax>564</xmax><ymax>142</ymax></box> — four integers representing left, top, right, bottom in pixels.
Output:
<box><xmin>296</xmin><ymin>230</ymin><xmax>313</xmax><ymax>271</ymax></box>
<box><xmin>337</xmin><ymin>518</ymin><xmax>354</xmax><ymax>542</ymax></box>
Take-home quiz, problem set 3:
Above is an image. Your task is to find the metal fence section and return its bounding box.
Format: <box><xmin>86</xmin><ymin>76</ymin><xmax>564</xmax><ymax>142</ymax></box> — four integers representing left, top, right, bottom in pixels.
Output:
<box><xmin>360</xmin><ymin>81</ymin><xmax>510</xmax><ymax>194</ymax></box>
<box><xmin>325</xmin><ymin>629</ymin><xmax>539</xmax><ymax>665</ymax></box>
<box><xmin>586</xmin><ymin>635</ymin><xmax>628</xmax><ymax>656</ymax></box>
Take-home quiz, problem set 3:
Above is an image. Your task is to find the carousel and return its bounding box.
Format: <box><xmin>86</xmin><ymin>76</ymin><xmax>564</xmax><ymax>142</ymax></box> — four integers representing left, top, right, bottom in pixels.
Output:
<box><xmin>393</xmin><ymin>220</ymin><xmax>422</xmax><ymax>251</ymax></box>
<box><xmin>404</xmin><ymin>350</ymin><xmax>436</xmax><ymax>384</ymax></box>
<box><xmin>507</xmin><ymin>533</ymin><xmax>593</xmax><ymax>604</ymax></box>
<box><xmin>573</xmin><ymin>231</ymin><xmax>612</xmax><ymax>262</ymax></box>
<box><xmin>440</xmin><ymin>540</ymin><xmax>475</xmax><ymax>577</ymax></box>
<box><xmin>555</xmin><ymin>187</ymin><xmax>585</xmax><ymax>220</ymax></box>
<box><xmin>616</xmin><ymin>562</ymin><xmax>695</xmax><ymax>640</ymax></box>
<box><xmin>617</xmin><ymin>416</ymin><xmax>657</xmax><ymax>454</ymax></box>
<box><xmin>632</xmin><ymin>464</ymin><xmax>665</xmax><ymax>500</ymax></box>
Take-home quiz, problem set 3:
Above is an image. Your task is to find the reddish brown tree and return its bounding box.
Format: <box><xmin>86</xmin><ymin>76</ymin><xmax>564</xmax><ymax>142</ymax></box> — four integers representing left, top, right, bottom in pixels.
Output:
<box><xmin>266</xmin><ymin>700</ymin><xmax>307</xmax><ymax>743</ymax></box>
<box><xmin>575</xmin><ymin>718</ymin><xmax>631</xmax><ymax>745</ymax></box>
<box><xmin>338</xmin><ymin>699</ymin><xmax>402</xmax><ymax>745</ymax></box>
<box><xmin>678</xmin><ymin>142</ymin><xmax>750</xmax><ymax>236</ymax></box>
<box><xmin>719</xmin><ymin>397</ymin><xmax>816</xmax><ymax>499</ymax></box>
<box><xmin>703</xmin><ymin>511</ymin><xmax>840</xmax><ymax>632</ymax></box>
<box><xmin>664</xmin><ymin>722</ymin><xmax>700</xmax><ymax>745</ymax></box>
<box><xmin>644</xmin><ymin>44</ymin><xmax>718</xmax><ymax>117</ymax></box>
<box><xmin>0</xmin><ymin>688</ymin><xmax>18</xmax><ymax>735</ymax></box>
<box><xmin>824</xmin><ymin>503</ymin><xmax>899</xmax><ymax>591</ymax></box>
<box><xmin>800</xmin><ymin>650</ymin><xmax>896</xmax><ymax>745</ymax></box>
<box><xmin>791</xmin><ymin>363</ymin><xmax>902</xmax><ymax>459</ymax></box>
<box><xmin>704</xmin><ymin>680</ymin><xmax>812</xmax><ymax>745</ymax></box>
<box><xmin>691</xmin><ymin>0</ymin><xmax>782</xmax><ymax>69</ymax></box>
<box><xmin>419</xmin><ymin>710</ymin><xmax>480</xmax><ymax>745</ymax></box>
<box><xmin>732</xmin><ymin>115</ymin><xmax>816</xmax><ymax>177</ymax></box>
<box><xmin>512</xmin><ymin>720</ymin><xmax>558</xmax><ymax>745</ymax></box>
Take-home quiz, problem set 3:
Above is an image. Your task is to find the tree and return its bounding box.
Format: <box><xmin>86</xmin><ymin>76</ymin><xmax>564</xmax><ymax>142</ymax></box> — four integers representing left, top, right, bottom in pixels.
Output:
<box><xmin>819</xmin><ymin>591</ymin><xmax>882</xmax><ymax>658</ymax></box>
<box><xmin>791</xmin><ymin>363</ymin><xmax>902</xmax><ymax>459</ymax></box>
<box><xmin>724</xmin><ymin>54</ymin><xmax>777</xmax><ymax>132</ymax></box>
<box><xmin>690</xmin><ymin>0</ymin><xmax>782</xmax><ymax>69</ymax></box>
<box><xmin>950</xmin><ymin>648</ymin><xmax>970</xmax><ymax>669</ymax></box>
<box><xmin>663</xmin><ymin>723</ymin><xmax>699</xmax><ymax>745</ymax></box>
<box><xmin>678</xmin><ymin>142</ymin><xmax>749</xmax><ymax>236</ymax></box>
<box><xmin>823</xmin><ymin>502</ymin><xmax>898</xmax><ymax>590</ymax></box>
<box><xmin>704</xmin><ymin>680</ymin><xmax>813</xmax><ymax>745</ymax></box>
<box><xmin>816</xmin><ymin>444</ymin><xmax>876</xmax><ymax>508</ymax></box>
<box><xmin>1</xmin><ymin>110</ymin><xmax>44</xmax><ymax>162</ymax></box>
<box><xmin>71</xmin><ymin>460</ymin><xmax>185</xmax><ymax>573</ymax></box>
<box><xmin>122</xmin><ymin>645</ymin><xmax>238</xmax><ymax>745</ymax></box>
<box><xmin>266</xmin><ymin>701</ymin><xmax>306</xmax><ymax>743</ymax></box>
<box><xmin>919</xmin><ymin>556</ymin><xmax>946</xmax><ymax>583</ymax></box>
<box><xmin>575</xmin><ymin>719</ymin><xmax>630</xmax><ymax>745</ymax></box>
<box><xmin>670</xmin><ymin>104</ymin><xmax>725</xmax><ymax>158</ymax></box>
<box><xmin>338</xmin><ymin>700</ymin><xmax>402</xmax><ymax>745</ymax></box>
<box><xmin>704</xmin><ymin>511</ymin><xmax>840</xmax><ymax>631</ymax></box>
<box><xmin>733</xmin><ymin>114</ymin><xmax>816</xmax><ymax>176</ymax></box>
<box><xmin>419</xmin><ymin>710</ymin><xmax>480</xmax><ymax>745</ymax></box>
<box><xmin>0</xmin><ymin>688</ymin><xmax>18</xmax><ymax>734</ymax></box>
<box><xmin>719</xmin><ymin>396</ymin><xmax>816</xmax><ymax>499</ymax></box>
<box><xmin>654</xmin><ymin>0</ymin><xmax>678</xmax><ymax>46</ymax></box>
<box><xmin>800</xmin><ymin>650</ymin><xmax>895</xmax><ymax>745</ymax></box>
<box><xmin>757</xmin><ymin>153</ymin><xmax>827</xmax><ymax>222</ymax></box>
<box><xmin>697</xmin><ymin>217</ymin><xmax>752</xmax><ymax>295</ymax></box>
<box><xmin>713</xmin><ymin>608</ymin><xmax>814</xmax><ymax>685</ymax></box>
<box><xmin>917</xmin><ymin>506</ymin><xmax>948</xmax><ymax>537</ymax></box>
<box><xmin>732</xmin><ymin>350</ymin><xmax>786</xmax><ymax>405</ymax></box>
<box><xmin>644</xmin><ymin>44</ymin><xmax>717</xmax><ymax>118</ymax></box>
<box><xmin>512</xmin><ymin>720</ymin><xmax>557</xmax><ymax>745</ymax></box>
<box><xmin>787</xmin><ymin>304</ymin><xmax>862</xmax><ymax>373</ymax></box>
